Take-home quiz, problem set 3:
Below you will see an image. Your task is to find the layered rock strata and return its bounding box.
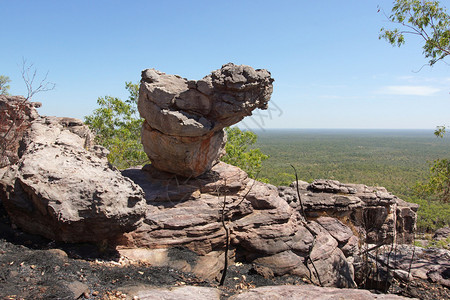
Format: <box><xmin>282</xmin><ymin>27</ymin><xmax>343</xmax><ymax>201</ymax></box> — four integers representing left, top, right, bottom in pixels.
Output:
<box><xmin>138</xmin><ymin>63</ymin><xmax>274</xmax><ymax>177</ymax></box>
<box><xmin>278</xmin><ymin>179</ymin><xmax>418</xmax><ymax>244</ymax></box>
<box><xmin>121</xmin><ymin>162</ymin><xmax>357</xmax><ymax>287</ymax></box>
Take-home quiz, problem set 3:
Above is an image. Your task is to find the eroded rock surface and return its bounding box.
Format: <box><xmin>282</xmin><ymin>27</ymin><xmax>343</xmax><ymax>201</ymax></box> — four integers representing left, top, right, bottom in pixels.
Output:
<box><xmin>228</xmin><ymin>285</ymin><xmax>412</xmax><ymax>300</ymax></box>
<box><xmin>120</xmin><ymin>162</ymin><xmax>357</xmax><ymax>288</ymax></box>
<box><xmin>0</xmin><ymin>116</ymin><xmax>146</xmax><ymax>242</ymax></box>
<box><xmin>278</xmin><ymin>179</ymin><xmax>418</xmax><ymax>244</ymax></box>
<box><xmin>126</xmin><ymin>285</ymin><xmax>412</xmax><ymax>300</ymax></box>
<box><xmin>138</xmin><ymin>63</ymin><xmax>274</xmax><ymax>177</ymax></box>
<box><xmin>0</xmin><ymin>96</ymin><xmax>422</xmax><ymax>291</ymax></box>
<box><xmin>0</xmin><ymin>95</ymin><xmax>41</xmax><ymax>168</ymax></box>
<box><xmin>376</xmin><ymin>244</ymin><xmax>450</xmax><ymax>288</ymax></box>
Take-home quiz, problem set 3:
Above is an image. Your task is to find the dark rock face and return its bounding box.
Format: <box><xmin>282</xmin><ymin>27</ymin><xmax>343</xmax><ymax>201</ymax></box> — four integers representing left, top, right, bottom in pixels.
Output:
<box><xmin>278</xmin><ymin>179</ymin><xmax>418</xmax><ymax>244</ymax></box>
<box><xmin>0</xmin><ymin>95</ymin><xmax>40</xmax><ymax>168</ymax></box>
<box><xmin>138</xmin><ymin>63</ymin><xmax>274</xmax><ymax>177</ymax></box>
<box><xmin>376</xmin><ymin>244</ymin><xmax>450</xmax><ymax>289</ymax></box>
<box><xmin>0</xmin><ymin>115</ymin><xmax>146</xmax><ymax>243</ymax></box>
<box><xmin>433</xmin><ymin>226</ymin><xmax>450</xmax><ymax>242</ymax></box>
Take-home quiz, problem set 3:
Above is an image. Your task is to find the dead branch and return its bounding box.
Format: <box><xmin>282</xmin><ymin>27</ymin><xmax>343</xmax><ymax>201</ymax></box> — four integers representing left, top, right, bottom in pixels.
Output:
<box><xmin>219</xmin><ymin>185</ymin><xmax>229</xmax><ymax>286</ymax></box>
<box><xmin>290</xmin><ymin>164</ymin><xmax>306</xmax><ymax>219</ymax></box>
<box><xmin>21</xmin><ymin>58</ymin><xmax>55</xmax><ymax>100</ymax></box>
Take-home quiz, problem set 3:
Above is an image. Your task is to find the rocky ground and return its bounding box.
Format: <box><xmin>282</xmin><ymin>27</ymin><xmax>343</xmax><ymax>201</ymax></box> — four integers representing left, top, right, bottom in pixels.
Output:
<box><xmin>0</xmin><ymin>202</ymin><xmax>449</xmax><ymax>300</ymax></box>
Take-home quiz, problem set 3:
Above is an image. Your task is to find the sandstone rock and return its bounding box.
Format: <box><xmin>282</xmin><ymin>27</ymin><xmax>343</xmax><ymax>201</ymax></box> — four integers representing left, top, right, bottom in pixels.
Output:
<box><xmin>66</xmin><ymin>281</ymin><xmax>89</xmax><ymax>299</ymax></box>
<box><xmin>138</xmin><ymin>63</ymin><xmax>274</xmax><ymax>177</ymax></box>
<box><xmin>0</xmin><ymin>97</ymin><xmax>420</xmax><ymax>290</ymax></box>
<box><xmin>341</xmin><ymin>235</ymin><xmax>360</xmax><ymax>257</ymax></box>
<box><xmin>130</xmin><ymin>286</ymin><xmax>222</xmax><ymax>300</ymax></box>
<box><xmin>228</xmin><ymin>285</ymin><xmax>412</xmax><ymax>300</ymax></box>
<box><xmin>433</xmin><ymin>226</ymin><xmax>450</xmax><ymax>241</ymax></box>
<box><xmin>0</xmin><ymin>95</ymin><xmax>40</xmax><ymax>168</ymax></box>
<box><xmin>119</xmin><ymin>162</ymin><xmax>357</xmax><ymax>288</ymax></box>
<box><xmin>305</xmin><ymin>221</ymin><xmax>356</xmax><ymax>288</ymax></box>
<box><xmin>316</xmin><ymin>216</ymin><xmax>354</xmax><ymax>245</ymax></box>
<box><xmin>278</xmin><ymin>179</ymin><xmax>418</xmax><ymax>245</ymax></box>
<box><xmin>376</xmin><ymin>244</ymin><xmax>450</xmax><ymax>288</ymax></box>
<box><xmin>0</xmin><ymin>116</ymin><xmax>145</xmax><ymax>243</ymax></box>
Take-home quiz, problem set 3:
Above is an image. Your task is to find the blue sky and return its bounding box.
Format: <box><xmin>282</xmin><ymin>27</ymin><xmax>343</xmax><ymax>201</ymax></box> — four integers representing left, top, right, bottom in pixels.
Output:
<box><xmin>2</xmin><ymin>0</ymin><xmax>450</xmax><ymax>129</ymax></box>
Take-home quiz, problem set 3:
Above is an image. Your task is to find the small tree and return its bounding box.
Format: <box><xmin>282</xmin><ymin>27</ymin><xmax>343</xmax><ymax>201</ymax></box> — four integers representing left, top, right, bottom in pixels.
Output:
<box><xmin>221</xmin><ymin>127</ymin><xmax>269</xmax><ymax>179</ymax></box>
<box><xmin>414</xmin><ymin>158</ymin><xmax>450</xmax><ymax>203</ymax></box>
<box><xmin>381</xmin><ymin>1</ymin><xmax>450</xmax><ymax>205</ymax></box>
<box><xmin>84</xmin><ymin>82</ymin><xmax>148</xmax><ymax>169</ymax></box>
<box><xmin>0</xmin><ymin>75</ymin><xmax>11</xmax><ymax>95</ymax></box>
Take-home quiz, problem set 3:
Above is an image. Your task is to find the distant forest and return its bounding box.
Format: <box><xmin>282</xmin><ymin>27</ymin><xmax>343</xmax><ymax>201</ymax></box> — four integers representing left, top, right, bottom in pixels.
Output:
<box><xmin>252</xmin><ymin>129</ymin><xmax>450</xmax><ymax>231</ymax></box>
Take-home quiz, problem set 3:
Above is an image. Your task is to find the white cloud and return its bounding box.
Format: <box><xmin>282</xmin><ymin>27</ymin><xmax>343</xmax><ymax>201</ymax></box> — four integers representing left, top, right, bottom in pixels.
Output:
<box><xmin>378</xmin><ymin>85</ymin><xmax>441</xmax><ymax>96</ymax></box>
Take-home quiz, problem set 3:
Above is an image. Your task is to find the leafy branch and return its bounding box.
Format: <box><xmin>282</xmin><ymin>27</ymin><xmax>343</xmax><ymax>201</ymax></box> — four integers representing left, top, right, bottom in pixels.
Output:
<box><xmin>379</xmin><ymin>0</ymin><xmax>450</xmax><ymax>66</ymax></box>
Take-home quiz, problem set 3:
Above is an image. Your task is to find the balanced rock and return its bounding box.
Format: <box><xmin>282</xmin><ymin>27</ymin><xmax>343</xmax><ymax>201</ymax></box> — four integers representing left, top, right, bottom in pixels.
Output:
<box><xmin>138</xmin><ymin>63</ymin><xmax>274</xmax><ymax>177</ymax></box>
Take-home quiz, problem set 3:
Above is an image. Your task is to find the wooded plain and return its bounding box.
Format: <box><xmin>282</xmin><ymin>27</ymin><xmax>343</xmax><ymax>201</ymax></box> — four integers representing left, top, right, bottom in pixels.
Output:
<box><xmin>253</xmin><ymin>129</ymin><xmax>450</xmax><ymax>231</ymax></box>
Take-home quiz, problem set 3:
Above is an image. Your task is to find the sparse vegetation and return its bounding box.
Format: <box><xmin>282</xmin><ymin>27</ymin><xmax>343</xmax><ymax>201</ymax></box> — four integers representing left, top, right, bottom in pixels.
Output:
<box><xmin>221</xmin><ymin>127</ymin><xmax>269</xmax><ymax>180</ymax></box>
<box><xmin>84</xmin><ymin>82</ymin><xmax>149</xmax><ymax>170</ymax></box>
<box><xmin>0</xmin><ymin>75</ymin><xmax>11</xmax><ymax>95</ymax></box>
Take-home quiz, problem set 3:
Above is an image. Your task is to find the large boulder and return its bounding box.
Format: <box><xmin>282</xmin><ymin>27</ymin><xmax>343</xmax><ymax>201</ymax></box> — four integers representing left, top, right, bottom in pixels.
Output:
<box><xmin>138</xmin><ymin>63</ymin><xmax>274</xmax><ymax>177</ymax></box>
<box><xmin>0</xmin><ymin>116</ymin><xmax>146</xmax><ymax>243</ymax></box>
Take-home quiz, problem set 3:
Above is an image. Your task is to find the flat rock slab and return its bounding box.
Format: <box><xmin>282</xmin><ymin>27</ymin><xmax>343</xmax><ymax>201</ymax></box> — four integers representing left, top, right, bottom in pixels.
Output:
<box><xmin>133</xmin><ymin>286</ymin><xmax>221</xmax><ymax>300</ymax></box>
<box><xmin>125</xmin><ymin>285</ymin><xmax>413</xmax><ymax>300</ymax></box>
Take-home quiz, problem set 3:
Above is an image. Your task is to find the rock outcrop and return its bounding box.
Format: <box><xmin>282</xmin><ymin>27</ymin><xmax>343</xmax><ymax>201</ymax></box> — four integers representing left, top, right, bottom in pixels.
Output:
<box><xmin>120</xmin><ymin>162</ymin><xmax>357</xmax><ymax>288</ymax></box>
<box><xmin>278</xmin><ymin>179</ymin><xmax>418</xmax><ymax>244</ymax></box>
<box><xmin>376</xmin><ymin>244</ymin><xmax>450</xmax><ymax>289</ymax></box>
<box><xmin>138</xmin><ymin>63</ymin><xmax>274</xmax><ymax>177</ymax></box>
<box><xmin>0</xmin><ymin>115</ymin><xmax>146</xmax><ymax>242</ymax></box>
<box><xmin>0</xmin><ymin>71</ymin><xmax>420</xmax><ymax>291</ymax></box>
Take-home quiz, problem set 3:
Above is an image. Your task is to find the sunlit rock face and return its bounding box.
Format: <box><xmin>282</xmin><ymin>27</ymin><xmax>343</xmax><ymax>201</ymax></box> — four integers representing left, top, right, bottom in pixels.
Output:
<box><xmin>138</xmin><ymin>63</ymin><xmax>274</xmax><ymax>177</ymax></box>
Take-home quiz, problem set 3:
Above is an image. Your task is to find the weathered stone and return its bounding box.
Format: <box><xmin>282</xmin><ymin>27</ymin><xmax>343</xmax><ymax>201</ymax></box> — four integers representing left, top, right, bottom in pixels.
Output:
<box><xmin>228</xmin><ymin>285</ymin><xmax>413</xmax><ymax>300</ymax></box>
<box><xmin>301</xmin><ymin>221</ymin><xmax>357</xmax><ymax>288</ymax></box>
<box><xmin>316</xmin><ymin>216</ymin><xmax>354</xmax><ymax>245</ymax></box>
<box><xmin>140</xmin><ymin>122</ymin><xmax>226</xmax><ymax>178</ymax></box>
<box><xmin>66</xmin><ymin>281</ymin><xmax>89</xmax><ymax>299</ymax></box>
<box><xmin>0</xmin><ymin>116</ymin><xmax>145</xmax><ymax>243</ymax></box>
<box><xmin>396</xmin><ymin>199</ymin><xmax>419</xmax><ymax>243</ymax></box>
<box><xmin>138</xmin><ymin>63</ymin><xmax>274</xmax><ymax>177</ymax></box>
<box><xmin>433</xmin><ymin>226</ymin><xmax>450</xmax><ymax>241</ymax></box>
<box><xmin>342</xmin><ymin>235</ymin><xmax>360</xmax><ymax>257</ymax></box>
<box><xmin>0</xmin><ymin>95</ymin><xmax>40</xmax><ymax>168</ymax></box>
<box><xmin>278</xmin><ymin>179</ymin><xmax>417</xmax><ymax>245</ymax></box>
<box><xmin>0</xmin><ymin>94</ymin><xmax>421</xmax><ymax>291</ymax></box>
<box><xmin>120</xmin><ymin>162</ymin><xmax>359</xmax><ymax>287</ymax></box>
<box><xmin>132</xmin><ymin>286</ymin><xmax>221</xmax><ymax>300</ymax></box>
<box><xmin>376</xmin><ymin>244</ymin><xmax>450</xmax><ymax>288</ymax></box>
